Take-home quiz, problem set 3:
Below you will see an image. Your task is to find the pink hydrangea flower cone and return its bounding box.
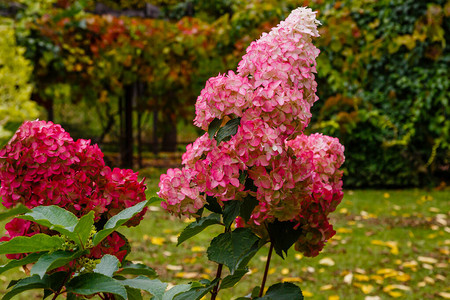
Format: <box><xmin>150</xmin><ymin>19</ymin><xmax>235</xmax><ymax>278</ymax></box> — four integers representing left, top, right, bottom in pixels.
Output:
<box><xmin>159</xmin><ymin>7</ymin><xmax>345</xmax><ymax>257</ymax></box>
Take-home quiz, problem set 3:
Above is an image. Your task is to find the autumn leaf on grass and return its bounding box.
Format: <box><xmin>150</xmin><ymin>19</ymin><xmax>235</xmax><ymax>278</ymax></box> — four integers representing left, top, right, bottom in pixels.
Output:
<box><xmin>319</xmin><ymin>257</ymin><xmax>335</xmax><ymax>266</ymax></box>
<box><xmin>320</xmin><ymin>284</ymin><xmax>333</xmax><ymax>291</ymax></box>
<box><xmin>370</xmin><ymin>240</ymin><xmax>399</xmax><ymax>255</ymax></box>
<box><xmin>354</xmin><ymin>274</ymin><xmax>370</xmax><ymax>282</ymax></box>
<box><xmin>282</xmin><ymin>277</ymin><xmax>303</xmax><ymax>283</ymax></box>
<box><xmin>353</xmin><ymin>283</ymin><xmax>374</xmax><ymax>294</ymax></box>
<box><xmin>191</xmin><ymin>246</ymin><xmax>206</xmax><ymax>252</ymax></box>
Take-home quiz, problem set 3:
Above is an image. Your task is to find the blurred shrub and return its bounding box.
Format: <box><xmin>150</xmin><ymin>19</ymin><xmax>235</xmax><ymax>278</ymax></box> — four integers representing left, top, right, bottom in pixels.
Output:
<box><xmin>310</xmin><ymin>0</ymin><xmax>449</xmax><ymax>187</ymax></box>
<box><xmin>0</xmin><ymin>19</ymin><xmax>39</xmax><ymax>144</ymax></box>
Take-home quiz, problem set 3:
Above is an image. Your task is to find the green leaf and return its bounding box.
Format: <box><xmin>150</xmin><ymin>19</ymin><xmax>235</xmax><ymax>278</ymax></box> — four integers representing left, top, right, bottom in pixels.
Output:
<box><xmin>67</xmin><ymin>293</ymin><xmax>83</xmax><ymax>300</ymax></box>
<box><xmin>73</xmin><ymin>211</ymin><xmax>95</xmax><ymax>247</ymax></box>
<box><xmin>125</xmin><ymin>286</ymin><xmax>143</xmax><ymax>300</ymax></box>
<box><xmin>0</xmin><ymin>234</ymin><xmax>64</xmax><ymax>254</ymax></box>
<box><xmin>239</xmin><ymin>195</ymin><xmax>258</xmax><ymax>222</ymax></box>
<box><xmin>208</xmin><ymin>118</ymin><xmax>222</xmax><ymax>139</ymax></box>
<box><xmin>223</xmin><ymin>201</ymin><xmax>241</xmax><ymax>228</ymax></box>
<box><xmin>3</xmin><ymin>272</ymin><xmax>66</xmax><ymax>300</ymax></box>
<box><xmin>205</xmin><ymin>196</ymin><xmax>222</xmax><ymax>214</ymax></box>
<box><xmin>118</xmin><ymin>261</ymin><xmax>157</xmax><ymax>277</ymax></box>
<box><xmin>0</xmin><ymin>253</ymin><xmax>44</xmax><ymax>275</ymax></box>
<box><xmin>66</xmin><ymin>273</ymin><xmax>127</xmax><ymax>299</ymax></box>
<box><xmin>177</xmin><ymin>213</ymin><xmax>221</xmax><ymax>245</ymax></box>
<box><xmin>18</xmin><ymin>205</ymin><xmax>79</xmax><ymax>242</ymax></box>
<box><xmin>207</xmin><ymin>228</ymin><xmax>260</xmax><ymax>274</ymax></box>
<box><xmin>93</xmin><ymin>199</ymin><xmax>151</xmax><ymax>246</ymax></box>
<box><xmin>162</xmin><ymin>284</ymin><xmax>191</xmax><ymax>300</ymax></box>
<box><xmin>173</xmin><ymin>279</ymin><xmax>219</xmax><ymax>300</ymax></box>
<box><xmin>267</xmin><ymin>220</ymin><xmax>302</xmax><ymax>259</ymax></box>
<box><xmin>216</xmin><ymin>118</ymin><xmax>240</xmax><ymax>144</ymax></box>
<box><xmin>220</xmin><ymin>268</ymin><xmax>248</xmax><ymax>289</ymax></box>
<box><xmin>93</xmin><ymin>254</ymin><xmax>119</xmax><ymax>277</ymax></box>
<box><xmin>0</xmin><ymin>205</ymin><xmax>31</xmax><ymax>222</ymax></box>
<box><xmin>31</xmin><ymin>250</ymin><xmax>86</xmax><ymax>279</ymax></box>
<box><xmin>118</xmin><ymin>276</ymin><xmax>167</xmax><ymax>300</ymax></box>
<box><xmin>256</xmin><ymin>282</ymin><xmax>303</xmax><ymax>300</ymax></box>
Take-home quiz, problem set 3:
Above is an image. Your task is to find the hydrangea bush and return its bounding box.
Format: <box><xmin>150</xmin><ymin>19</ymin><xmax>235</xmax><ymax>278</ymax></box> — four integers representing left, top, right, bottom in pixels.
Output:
<box><xmin>159</xmin><ymin>6</ymin><xmax>345</xmax><ymax>257</ymax></box>
<box><xmin>157</xmin><ymin>7</ymin><xmax>345</xmax><ymax>299</ymax></box>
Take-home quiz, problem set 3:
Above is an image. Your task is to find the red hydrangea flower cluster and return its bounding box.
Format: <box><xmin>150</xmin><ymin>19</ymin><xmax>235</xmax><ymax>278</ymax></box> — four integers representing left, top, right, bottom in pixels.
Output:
<box><xmin>0</xmin><ymin>120</ymin><xmax>146</xmax><ymax>260</ymax></box>
<box><xmin>159</xmin><ymin>7</ymin><xmax>345</xmax><ymax>257</ymax></box>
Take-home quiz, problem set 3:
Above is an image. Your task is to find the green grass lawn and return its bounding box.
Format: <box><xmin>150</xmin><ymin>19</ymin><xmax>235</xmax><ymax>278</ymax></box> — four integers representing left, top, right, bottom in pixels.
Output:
<box><xmin>1</xmin><ymin>177</ymin><xmax>449</xmax><ymax>299</ymax></box>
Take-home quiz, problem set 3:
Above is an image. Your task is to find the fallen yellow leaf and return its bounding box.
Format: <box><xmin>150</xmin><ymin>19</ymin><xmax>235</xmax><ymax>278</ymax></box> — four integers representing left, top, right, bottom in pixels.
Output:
<box><xmin>383</xmin><ymin>284</ymin><xmax>411</xmax><ymax>292</ymax></box>
<box><xmin>438</xmin><ymin>292</ymin><xmax>450</xmax><ymax>299</ymax></box>
<box><xmin>303</xmin><ymin>290</ymin><xmax>313</xmax><ymax>297</ymax></box>
<box><xmin>360</xmin><ymin>284</ymin><xmax>374</xmax><ymax>294</ymax></box>
<box><xmin>150</xmin><ymin>236</ymin><xmax>166</xmax><ymax>246</ymax></box>
<box><xmin>319</xmin><ymin>257</ymin><xmax>335</xmax><ymax>266</ymax></box>
<box><xmin>320</xmin><ymin>284</ymin><xmax>333</xmax><ymax>291</ymax></box>
<box><xmin>166</xmin><ymin>265</ymin><xmax>182</xmax><ymax>271</ymax></box>
<box><xmin>282</xmin><ymin>277</ymin><xmax>303</xmax><ymax>283</ymax></box>
<box><xmin>354</xmin><ymin>274</ymin><xmax>370</xmax><ymax>282</ymax></box>
<box><xmin>328</xmin><ymin>295</ymin><xmax>339</xmax><ymax>300</ymax></box>
<box><xmin>395</xmin><ymin>273</ymin><xmax>411</xmax><ymax>282</ymax></box>
<box><xmin>336</xmin><ymin>227</ymin><xmax>353</xmax><ymax>233</ymax></box>
<box><xmin>387</xmin><ymin>291</ymin><xmax>403</xmax><ymax>298</ymax></box>
<box><xmin>418</xmin><ymin>256</ymin><xmax>438</xmax><ymax>264</ymax></box>
<box><xmin>175</xmin><ymin>272</ymin><xmax>199</xmax><ymax>279</ymax></box>
<box><xmin>191</xmin><ymin>246</ymin><xmax>206</xmax><ymax>252</ymax></box>
<box><xmin>370</xmin><ymin>275</ymin><xmax>384</xmax><ymax>284</ymax></box>
<box><xmin>281</xmin><ymin>268</ymin><xmax>290</xmax><ymax>275</ymax></box>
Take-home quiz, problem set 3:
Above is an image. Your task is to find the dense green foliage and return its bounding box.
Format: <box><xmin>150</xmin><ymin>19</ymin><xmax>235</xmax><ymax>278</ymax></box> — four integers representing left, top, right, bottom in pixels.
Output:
<box><xmin>0</xmin><ymin>20</ymin><xmax>39</xmax><ymax>145</ymax></box>
<box><xmin>310</xmin><ymin>0</ymin><xmax>449</xmax><ymax>187</ymax></box>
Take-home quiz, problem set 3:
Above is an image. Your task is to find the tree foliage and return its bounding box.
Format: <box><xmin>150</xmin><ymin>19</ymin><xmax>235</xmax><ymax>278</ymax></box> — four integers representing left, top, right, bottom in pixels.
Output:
<box><xmin>0</xmin><ymin>19</ymin><xmax>39</xmax><ymax>145</ymax></box>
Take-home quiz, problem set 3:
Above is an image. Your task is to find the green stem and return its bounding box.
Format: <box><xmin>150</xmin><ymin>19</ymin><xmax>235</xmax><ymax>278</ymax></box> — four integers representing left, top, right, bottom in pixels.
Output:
<box><xmin>259</xmin><ymin>242</ymin><xmax>274</xmax><ymax>297</ymax></box>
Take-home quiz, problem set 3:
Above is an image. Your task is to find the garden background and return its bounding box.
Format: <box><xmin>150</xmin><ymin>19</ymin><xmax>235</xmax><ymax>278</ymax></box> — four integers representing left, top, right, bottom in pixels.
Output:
<box><xmin>0</xmin><ymin>0</ymin><xmax>449</xmax><ymax>299</ymax></box>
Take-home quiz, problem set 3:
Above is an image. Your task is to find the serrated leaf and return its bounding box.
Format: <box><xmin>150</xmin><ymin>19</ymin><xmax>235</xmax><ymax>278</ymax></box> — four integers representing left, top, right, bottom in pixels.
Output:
<box><xmin>177</xmin><ymin>213</ymin><xmax>221</xmax><ymax>245</ymax></box>
<box><xmin>118</xmin><ymin>276</ymin><xmax>167</xmax><ymax>300</ymax></box>
<box><xmin>73</xmin><ymin>211</ymin><xmax>95</xmax><ymax>247</ymax></box>
<box><xmin>125</xmin><ymin>286</ymin><xmax>143</xmax><ymax>300</ymax></box>
<box><xmin>208</xmin><ymin>118</ymin><xmax>222</xmax><ymax>139</ymax></box>
<box><xmin>207</xmin><ymin>228</ymin><xmax>260</xmax><ymax>274</ymax></box>
<box><xmin>118</xmin><ymin>261</ymin><xmax>157</xmax><ymax>277</ymax></box>
<box><xmin>173</xmin><ymin>279</ymin><xmax>218</xmax><ymax>300</ymax></box>
<box><xmin>2</xmin><ymin>272</ymin><xmax>66</xmax><ymax>300</ymax></box>
<box><xmin>0</xmin><ymin>205</ymin><xmax>31</xmax><ymax>222</ymax></box>
<box><xmin>220</xmin><ymin>268</ymin><xmax>248</xmax><ymax>289</ymax></box>
<box><xmin>0</xmin><ymin>234</ymin><xmax>64</xmax><ymax>254</ymax></box>
<box><xmin>0</xmin><ymin>253</ymin><xmax>44</xmax><ymax>275</ymax></box>
<box><xmin>216</xmin><ymin>118</ymin><xmax>240</xmax><ymax>144</ymax></box>
<box><xmin>223</xmin><ymin>201</ymin><xmax>241</xmax><ymax>228</ymax></box>
<box><xmin>256</xmin><ymin>282</ymin><xmax>303</xmax><ymax>300</ymax></box>
<box><xmin>162</xmin><ymin>284</ymin><xmax>191</xmax><ymax>300</ymax></box>
<box><xmin>66</xmin><ymin>273</ymin><xmax>127</xmax><ymax>299</ymax></box>
<box><xmin>18</xmin><ymin>205</ymin><xmax>79</xmax><ymax>243</ymax></box>
<box><xmin>267</xmin><ymin>220</ymin><xmax>302</xmax><ymax>259</ymax></box>
<box><xmin>205</xmin><ymin>196</ymin><xmax>222</xmax><ymax>214</ymax></box>
<box><xmin>94</xmin><ymin>254</ymin><xmax>119</xmax><ymax>277</ymax></box>
<box><xmin>239</xmin><ymin>195</ymin><xmax>258</xmax><ymax>222</ymax></box>
<box><xmin>31</xmin><ymin>250</ymin><xmax>86</xmax><ymax>279</ymax></box>
<box><xmin>93</xmin><ymin>199</ymin><xmax>152</xmax><ymax>246</ymax></box>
